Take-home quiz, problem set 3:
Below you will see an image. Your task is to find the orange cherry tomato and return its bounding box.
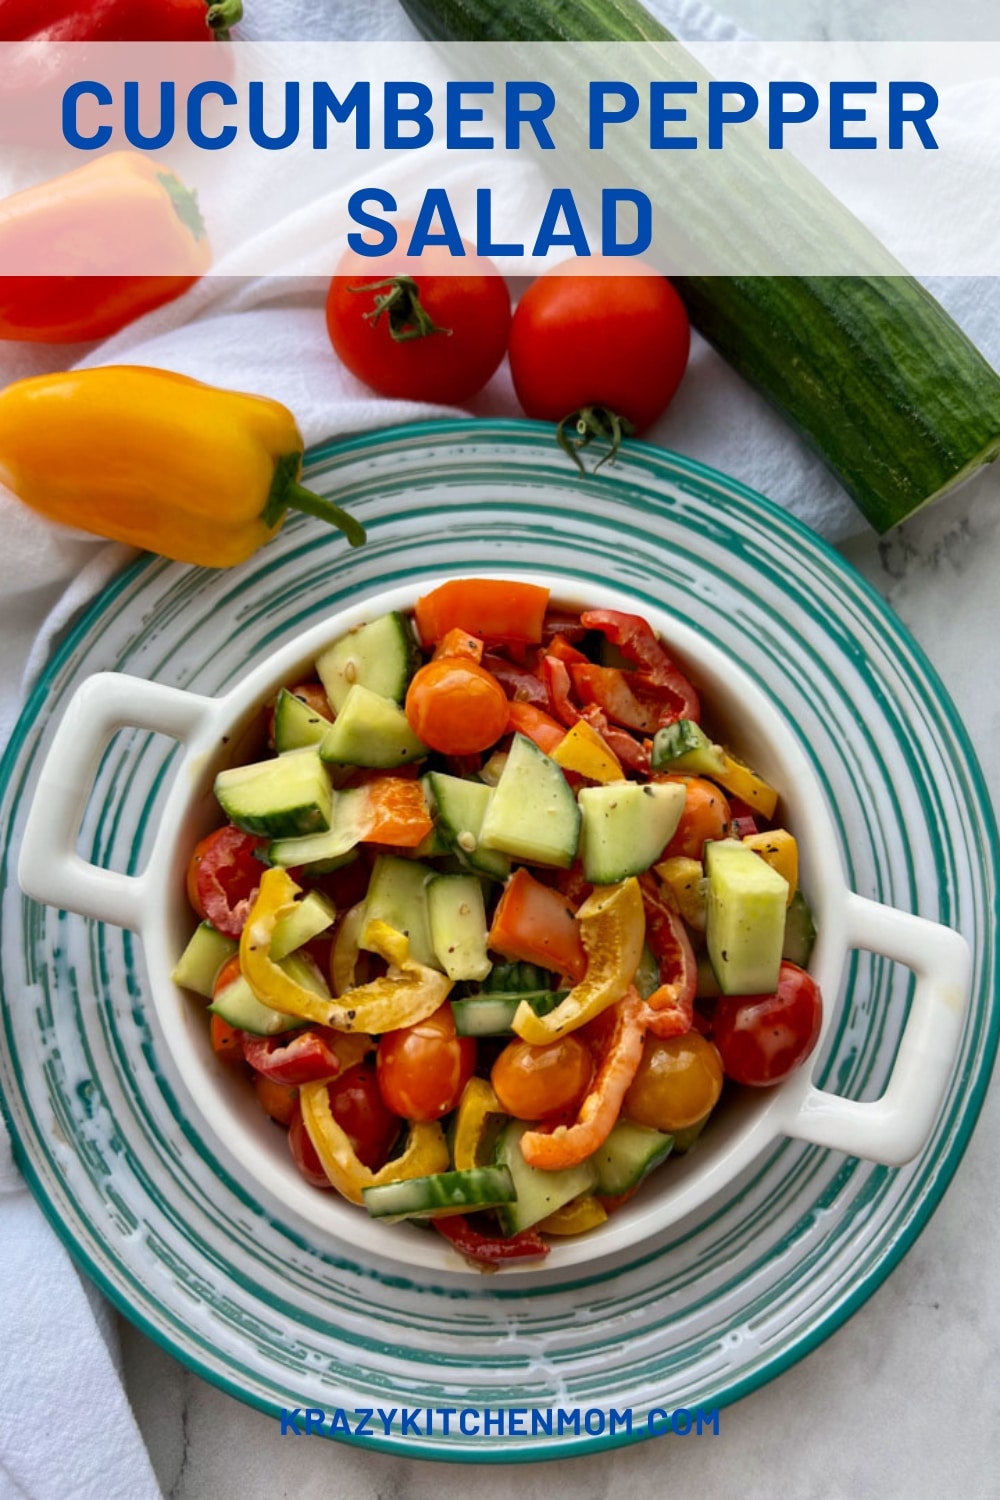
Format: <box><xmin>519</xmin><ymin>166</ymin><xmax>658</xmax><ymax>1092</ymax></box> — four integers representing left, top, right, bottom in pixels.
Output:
<box><xmin>253</xmin><ymin>1073</ymin><xmax>299</xmax><ymax>1127</ymax></box>
<box><xmin>623</xmin><ymin>1030</ymin><xmax>724</xmax><ymax>1133</ymax></box>
<box><xmin>659</xmin><ymin>776</ymin><xmax>731</xmax><ymax>862</ymax></box>
<box><xmin>376</xmin><ymin>1005</ymin><xmax>476</xmax><ymax>1122</ymax></box>
<box><xmin>491</xmin><ymin>1036</ymin><xmax>594</xmax><ymax>1121</ymax></box>
<box><xmin>404</xmin><ymin>657</ymin><xmax>509</xmax><ymax>756</ymax></box>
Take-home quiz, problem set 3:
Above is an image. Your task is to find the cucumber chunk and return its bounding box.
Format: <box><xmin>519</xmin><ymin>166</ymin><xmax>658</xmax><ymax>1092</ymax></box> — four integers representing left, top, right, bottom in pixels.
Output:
<box><xmin>427</xmin><ymin>873</ymin><xmax>491</xmax><ymax>982</ymax></box>
<box><xmin>650</xmin><ymin>720</ymin><xmax>726</xmax><ymax>777</ymax></box>
<box><xmin>319</xmin><ymin>684</ymin><xmax>428</xmax><ymax>769</ymax></box>
<box><xmin>214</xmin><ymin>747</ymin><xmax>333</xmax><ymax>840</ymax></box>
<box><xmin>590</xmin><ymin>1119</ymin><xmax>674</xmax><ymax>1196</ymax></box>
<box><xmin>265</xmin><ymin>786</ymin><xmax>372</xmax><ymax>871</ymax></box>
<box><xmin>361</xmin><ymin>1165</ymin><xmax>516</xmax><ymax>1222</ymax></box>
<box><xmin>208</xmin><ymin>952</ymin><xmax>327</xmax><ymax>1036</ymax></box>
<box><xmin>705</xmin><ymin>838</ymin><xmax>788</xmax><ymax>995</ymax></box>
<box><xmin>272</xmin><ymin>687</ymin><xmax>331</xmax><ymax>752</ymax></box>
<box><xmin>782</xmin><ymin>889</ymin><xmax>817</xmax><ymax>967</ymax></box>
<box><xmin>479</xmin><ymin>734</ymin><xmax>581</xmax><ymax>869</ymax></box>
<box><xmin>451</xmin><ymin>990</ymin><xmax>566</xmax><ymax>1037</ymax></box>
<box><xmin>171</xmin><ymin>922</ymin><xmax>238</xmax><ymax>998</ymax></box>
<box><xmin>270</xmin><ymin>889</ymin><xmax>337</xmax><ymax>962</ymax></box>
<box><xmin>577</xmin><ymin>780</ymin><xmax>686</xmax><ymax>883</ymax></box>
<box><xmin>361</xmin><ymin>854</ymin><xmax>437</xmax><ymax>969</ymax></box>
<box><xmin>316</xmin><ymin>611</ymin><xmax>421</xmax><ymax>712</ymax></box>
<box><xmin>423</xmin><ymin>771</ymin><xmax>510</xmax><ymax>880</ymax></box>
<box><xmin>494</xmin><ymin>1118</ymin><xmax>598</xmax><ymax>1235</ymax></box>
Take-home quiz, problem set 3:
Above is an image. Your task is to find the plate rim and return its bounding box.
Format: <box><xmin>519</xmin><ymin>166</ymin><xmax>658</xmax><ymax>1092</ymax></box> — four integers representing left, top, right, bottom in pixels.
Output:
<box><xmin>2</xmin><ymin>416</ymin><xmax>998</xmax><ymax>1462</ymax></box>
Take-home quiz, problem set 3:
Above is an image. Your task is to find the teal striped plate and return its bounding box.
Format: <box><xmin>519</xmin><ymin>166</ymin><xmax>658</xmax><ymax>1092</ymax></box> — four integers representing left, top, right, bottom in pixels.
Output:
<box><xmin>0</xmin><ymin>420</ymin><xmax>996</xmax><ymax>1461</ymax></box>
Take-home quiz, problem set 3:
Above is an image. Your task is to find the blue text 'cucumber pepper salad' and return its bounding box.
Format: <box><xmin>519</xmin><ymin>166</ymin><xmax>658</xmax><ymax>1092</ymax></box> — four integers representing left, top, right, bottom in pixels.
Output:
<box><xmin>173</xmin><ymin>579</ymin><xmax>822</xmax><ymax>1268</ymax></box>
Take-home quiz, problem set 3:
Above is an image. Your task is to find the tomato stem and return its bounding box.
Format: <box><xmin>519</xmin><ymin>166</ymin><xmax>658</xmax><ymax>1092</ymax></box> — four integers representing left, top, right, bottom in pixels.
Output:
<box><xmin>348</xmin><ymin>277</ymin><xmax>453</xmax><ymax>343</ymax></box>
<box><xmin>556</xmin><ymin>407</ymin><xmax>635</xmax><ymax>474</ymax></box>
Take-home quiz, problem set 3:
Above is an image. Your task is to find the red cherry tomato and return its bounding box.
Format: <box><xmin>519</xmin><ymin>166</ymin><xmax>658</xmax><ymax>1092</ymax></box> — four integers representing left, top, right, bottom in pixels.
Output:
<box><xmin>404</xmin><ymin>658</ymin><xmax>509</xmax><ymax>756</ymax></box>
<box><xmin>325</xmin><ymin>228</ymin><xmax>510</xmax><ymax>405</ymax></box>
<box><xmin>509</xmin><ymin>258</ymin><xmax>690</xmax><ymax>433</ymax></box>
<box><xmin>288</xmin><ymin>1065</ymin><xmax>401</xmax><ymax>1186</ymax></box>
<box><xmin>377</xmin><ymin>1005</ymin><xmax>476</xmax><ymax>1122</ymax></box>
<box><xmin>491</xmin><ymin>1036</ymin><xmax>594</xmax><ymax>1121</ymax></box>
<box><xmin>186</xmin><ymin>824</ymin><xmax>265</xmax><ymax>937</ymax></box>
<box><xmin>712</xmin><ymin>962</ymin><xmax>823</xmax><ymax>1087</ymax></box>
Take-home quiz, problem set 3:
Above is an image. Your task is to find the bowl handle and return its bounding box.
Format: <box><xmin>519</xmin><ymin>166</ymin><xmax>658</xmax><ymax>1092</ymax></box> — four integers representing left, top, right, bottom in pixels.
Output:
<box><xmin>17</xmin><ymin>672</ymin><xmax>213</xmax><ymax>933</ymax></box>
<box><xmin>784</xmin><ymin>892</ymin><xmax>972</xmax><ymax>1166</ymax></box>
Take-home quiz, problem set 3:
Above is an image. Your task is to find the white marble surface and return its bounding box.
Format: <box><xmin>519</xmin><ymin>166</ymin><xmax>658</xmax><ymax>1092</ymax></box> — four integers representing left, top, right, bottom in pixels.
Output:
<box><xmin>115</xmin><ymin>3</ymin><xmax>1000</xmax><ymax>1496</ymax></box>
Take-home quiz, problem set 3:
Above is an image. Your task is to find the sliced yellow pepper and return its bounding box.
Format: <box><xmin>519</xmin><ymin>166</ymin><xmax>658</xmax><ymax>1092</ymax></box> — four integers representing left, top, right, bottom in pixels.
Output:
<box><xmin>653</xmin><ymin>856</ymin><xmax>707</xmax><ymax>931</ymax></box>
<box><xmin>715</xmin><ymin>750</ymin><xmax>779</xmax><ymax>820</ymax></box>
<box><xmin>743</xmin><ymin>828</ymin><xmax>799</xmax><ymax>906</ymax></box>
<box><xmin>536</xmin><ymin>1194</ymin><xmax>609</xmax><ymax>1236</ymax></box>
<box><xmin>512</xmin><ymin>877</ymin><xmax>645</xmax><ymax>1043</ymax></box>
<box><xmin>551</xmin><ymin>720</ymin><xmax>624</xmax><ymax>783</ymax></box>
<box><xmin>299</xmin><ymin>1081</ymin><xmax>449</xmax><ymax>1205</ymax></box>
<box><xmin>451</xmin><ymin>1078</ymin><xmax>503</xmax><ymax>1171</ymax></box>
<box><xmin>240</xmin><ymin>869</ymin><xmax>451</xmax><ymax>1031</ymax></box>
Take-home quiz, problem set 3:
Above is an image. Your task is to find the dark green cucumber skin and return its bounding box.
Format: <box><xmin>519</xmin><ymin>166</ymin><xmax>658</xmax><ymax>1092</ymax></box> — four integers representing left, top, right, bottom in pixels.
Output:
<box><xmin>400</xmin><ymin>0</ymin><xmax>1000</xmax><ymax>531</ymax></box>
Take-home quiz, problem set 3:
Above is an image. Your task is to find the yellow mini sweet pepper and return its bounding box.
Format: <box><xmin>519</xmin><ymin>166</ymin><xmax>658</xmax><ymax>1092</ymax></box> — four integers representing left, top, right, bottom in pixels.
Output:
<box><xmin>0</xmin><ymin>365</ymin><xmax>365</xmax><ymax>565</ymax></box>
<box><xmin>512</xmin><ymin>877</ymin><xmax>645</xmax><ymax>1044</ymax></box>
<box><xmin>241</xmin><ymin>868</ymin><xmax>452</xmax><ymax>1032</ymax></box>
<box><xmin>299</xmin><ymin>1081</ymin><xmax>450</xmax><ymax>1205</ymax></box>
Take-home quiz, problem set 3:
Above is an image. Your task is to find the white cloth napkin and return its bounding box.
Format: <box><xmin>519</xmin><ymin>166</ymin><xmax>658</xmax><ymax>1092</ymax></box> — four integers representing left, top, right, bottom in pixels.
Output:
<box><xmin>1</xmin><ymin>3</ymin><xmax>998</xmax><ymax>1498</ymax></box>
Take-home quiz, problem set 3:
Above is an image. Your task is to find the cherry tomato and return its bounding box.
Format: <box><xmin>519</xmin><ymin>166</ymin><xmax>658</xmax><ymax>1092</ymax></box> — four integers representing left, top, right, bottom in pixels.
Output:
<box><xmin>288</xmin><ymin>1105</ymin><xmax>333</xmax><ymax>1189</ymax></box>
<box><xmin>325</xmin><ymin>229</ymin><xmax>510</xmax><ymax>404</ymax></box>
<box><xmin>405</xmin><ymin>657</ymin><xmax>509</xmax><ymax>756</ymax></box>
<box><xmin>658</xmin><ymin>776</ymin><xmax>731</xmax><ymax>862</ymax></box>
<box><xmin>209</xmin><ymin>1010</ymin><xmax>246</xmax><ymax>1068</ymax></box>
<box><xmin>509</xmin><ymin>257</ymin><xmax>690</xmax><ymax>433</ymax></box>
<box><xmin>491</xmin><ymin>1036</ymin><xmax>593</xmax><ymax>1121</ymax></box>
<box><xmin>186</xmin><ymin>824</ymin><xmax>265</xmax><ymax>937</ymax></box>
<box><xmin>254</xmin><ymin>1073</ymin><xmax>299</xmax><ymax>1127</ymax></box>
<box><xmin>712</xmin><ymin>962</ymin><xmax>823</xmax><ymax>1087</ymax></box>
<box><xmin>377</xmin><ymin>1005</ymin><xmax>476</xmax><ymax>1122</ymax></box>
<box><xmin>623</xmin><ymin>1031</ymin><xmax>724</xmax><ymax>1133</ymax></box>
<box><xmin>327</xmin><ymin>1063</ymin><xmax>402</xmax><ymax>1169</ymax></box>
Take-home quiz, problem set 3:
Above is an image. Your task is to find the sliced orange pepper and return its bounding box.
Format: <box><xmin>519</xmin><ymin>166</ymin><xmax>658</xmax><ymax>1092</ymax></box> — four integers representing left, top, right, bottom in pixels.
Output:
<box><xmin>488</xmin><ymin>867</ymin><xmax>587</xmax><ymax>983</ymax></box>
<box><xmin>511</xmin><ymin>877</ymin><xmax>645</xmax><ymax>1043</ymax></box>
<box><xmin>519</xmin><ymin>988</ymin><xmax>646</xmax><ymax>1170</ymax></box>
<box><xmin>506</xmin><ymin>701</ymin><xmax>566</xmax><ymax>755</ymax></box>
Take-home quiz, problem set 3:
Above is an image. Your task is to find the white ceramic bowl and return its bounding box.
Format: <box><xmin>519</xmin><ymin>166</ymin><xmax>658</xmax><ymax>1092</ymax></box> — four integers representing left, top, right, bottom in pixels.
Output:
<box><xmin>16</xmin><ymin>571</ymin><xmax>971</xmax><ymax>1279</ymax></box>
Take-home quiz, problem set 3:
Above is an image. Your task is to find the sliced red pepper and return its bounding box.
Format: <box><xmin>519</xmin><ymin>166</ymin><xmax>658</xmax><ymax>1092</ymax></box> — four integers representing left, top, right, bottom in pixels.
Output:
<box><xmin>580</xmin><ymin>610</ymin><xmax>700</xmax><ymax>722</ymax></box>
<box><xmin>542</xmin><ymin>654</ymin><xmax>583</xmax><ymax>728</ymax></box>
<box><xmin>482</xmin><ymin>651</ymin><xmax>550</xmax><ymax>707</ymax></box>
<box><xmin>546</xmin><ymin>634</ymin><xmax>589</xmax><ymax>666</ymax></box>
<box><xmin>506</xmin><ymin>700</ymin><xmax>566</xmax><ymax>755</ymax></box>
<box><xmin>542</xmin><ymin>656</ymin><xmax>650</xmax><ymax>775</ymax></box>
<box><xmin>189</xmin><ymin>824</ymin><xmax>266</xmax><ymax>938</ymax></box>
<box><xmin>638</xmin><ymin>874</ymin><xmax>697</xmax><ymax>1038</ymax></box>
<box><xmin>242</xmin><ymin>1030</ymin><xmax>343</xmax><ymax>1087</ymax></box>
<box><xmin>569</xmin><ymin>662</ymin><xmax>666</xmax><ymax>734</ymax></box>
<box><xmin>541</xmin><ymin>608</ymin><xmax>588</xmax><ymax>643</ymax></box>
<box><xmin>728</xmin><ymin>798</ymin><xmax>763</xmax><ymax>840</ymax></box>
<box><xmin>432</xmin><ymin>1214</ymin><xmax>550</xmax><ymax>1264</ymax></box>
<box><xmin>600</xmin><ymin>725</ymin><xmax>650</xmax><ymax>777</ymax></box>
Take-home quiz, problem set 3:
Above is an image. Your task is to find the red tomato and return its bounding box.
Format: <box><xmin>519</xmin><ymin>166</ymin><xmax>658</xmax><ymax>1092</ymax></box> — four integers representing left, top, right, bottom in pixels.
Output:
<box><xmin>288</xmin><ymin>1106</ymin><xmax>333</xmax><ymax>1189</ymax></box>
<box><xmin>377</xmin><ymin>1005</ymin><xmax>476</xmax><ymax>1122</ymax></box>
<box><xmin>325</xmin><ymin>230</ymin><xmax>510</xmax><ymax>404</ymax></box>
<box><xmin>491</xmin><ymin>1036</ymin><xmax>593</xmax><ymax>1120</ymax></box>
<box><xmin>327</xmin><ymin>1063</ymin><xmax>402</xmax><ymax>1169</ymax></box>
<box><xmin>186</xmin><ymin>824</ymin><xmax>265</xmax><ymax>937</ymax></box>
<box><xmin>404</xmin><ymin>658</ymin><xmax>509</xmax><ymax>756</ymax></box>
<box><xmin>509</xmin><ymin>258</ymin><xmax>690</xmax><ymax>433</ymax></box>
<box><xmin>712</xmin><ymin>963</ymin><xmax>823</xmax><ymax>1087</ymax></box>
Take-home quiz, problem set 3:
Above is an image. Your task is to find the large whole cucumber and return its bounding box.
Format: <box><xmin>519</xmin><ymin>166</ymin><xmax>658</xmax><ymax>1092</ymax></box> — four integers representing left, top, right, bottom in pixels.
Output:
<box><xmin>399</xmin><ymin>0</ymin><xmax>1000</xmax><ymax>532</ymax></box>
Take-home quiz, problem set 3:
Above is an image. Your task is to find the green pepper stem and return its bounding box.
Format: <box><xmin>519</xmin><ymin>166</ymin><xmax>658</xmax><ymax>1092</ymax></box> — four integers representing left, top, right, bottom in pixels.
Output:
<box><xmin>283</xmin><ymin>481</ymin><xmax>367</xmax><ymax>548</ymax></box>
<box><xmin>156</xmin><ymin>172</ymin><xmax>207</xmax><ymax>242</ymax></box>
<box><xmin>205</xmin><ymin>0</ymin><xmax>243</xmax><ymax>38</ymax></box>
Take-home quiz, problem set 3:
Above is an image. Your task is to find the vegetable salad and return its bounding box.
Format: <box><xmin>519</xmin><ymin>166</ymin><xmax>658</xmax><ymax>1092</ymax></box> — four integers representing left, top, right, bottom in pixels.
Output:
<box><xmin>174</xmin><ymin>578</ymin><xmax>823</xmax><ymax>1268</ymax></box>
